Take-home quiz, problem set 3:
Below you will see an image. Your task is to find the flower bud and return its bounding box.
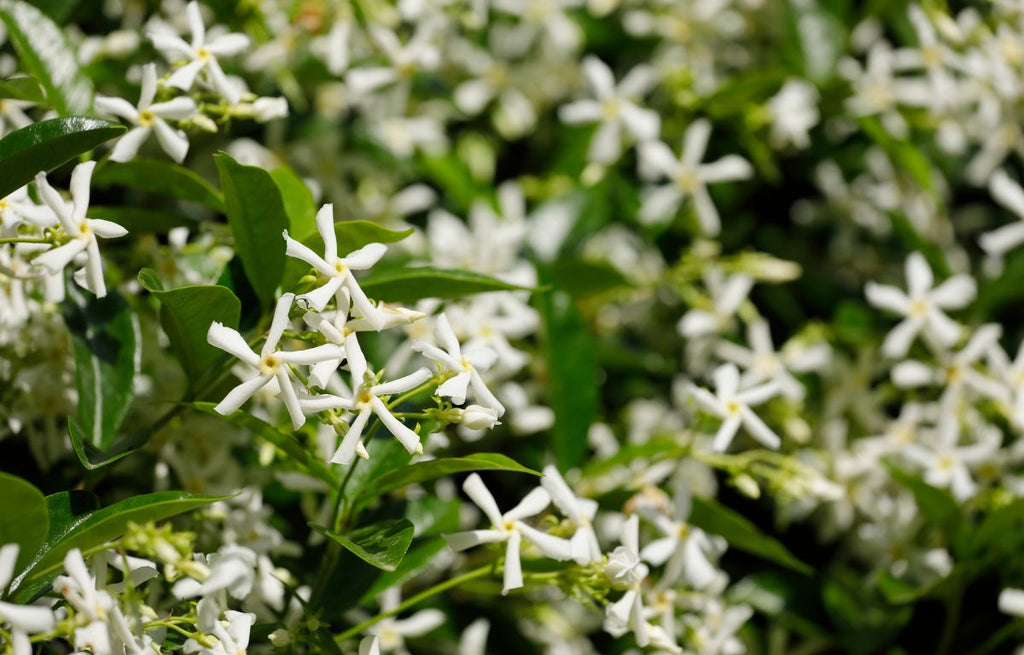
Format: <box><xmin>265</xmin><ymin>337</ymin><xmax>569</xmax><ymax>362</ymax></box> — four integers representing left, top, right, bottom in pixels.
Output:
<box><xmin>460</xmin><ymin>405</ymin><xmax>500</xmax><ymax>430</ymax></box>
<box><xmin>253</xmin><ymin>97</ymin><xmax>289</xmax><ymax>122</ymax></box>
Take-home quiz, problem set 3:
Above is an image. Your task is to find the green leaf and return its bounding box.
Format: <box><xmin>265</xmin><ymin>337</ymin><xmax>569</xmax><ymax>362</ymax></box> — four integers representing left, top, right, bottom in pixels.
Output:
<box><xmin>0</xmin><ymin>473</ymin><xmax>48</xmax><ymax>575</ymax></box>
<box><xmin>549</xmin><ymin>258</ymin><xmax>630</xmax><ymax>299</ymax></box>
<box><xmin>359</xmin><ymin>267</ymin><xmax>532</xmax><ymax>305</ymax></box>
<box><xmin>538</xmin><ymin>289</ymin><xmax>598</xmax><ymax>469</ymax></box>
<box><xmin>61</xmin><ymin>285</ymin><xmax>140</xmax><ymax>469</ymax></box>
<box><xmin>0</xmin><ymin>76</ymin><xmax>46</xmax><ymax>104</ymax></box>
<box><xmin>88</xmin><ymin>206</ymin><xmax>197</xmax><ymax>233</ymax></box>
<box><xmin>359</xmin><ymin>537</ymin><xmax>447</xmax><ymax>603</ymax></box>
<box><xmin>214</xmin><ymin>153</ymin><xmax>289</xmax><ymax>305</ymax></box>
<box><xmin>138</xmin><ymin>270</ymin><xmax>241</xmax><ymax>393</ymax></box>
<box><xmin>0</xmin><ymin>117</ymin><xmax>124</xmax><ymax>199</ymax></box>
<box><xmin>68</xmin><ymin>420</ymin><xmax>151</xmax><ymax>470</ymax></box>
<box><xmin>970</xmin><ymin>498</ymin><xmax>1024</xmax><ymax>560</ymax></box>
<box><xmin>689</xmin><ymin>497</ymin><xmax>812</xmax><ymax>575</ymax></box>
<box><xmin>92</xmin><ymin>158</ymin><xmax>225</xmax><ymax>212</ymax></box>
<box><xmin>282</xmin><ymin>220</ymin><xmax>413</xmax><ymax>289</ymax></box>
<box><xmin>0</xmin><ymin>0</ymin><xmax>92</xmax><ymax>115</ymax></box>
<box><xmin>194</xmin><ymin>403</ymin><xmax>338</xmax><ymax>489</ymax></box>
<box><xmin>13</xmin><ymin>490</ymin><xmax>226</xmax><ymax>596</ymax></box>
<box><xmin>886</xmin><ymin>463</ymin><xmax>963</xmax><ymax>545</ymax></box>
<box><xmin>271</xmin><ymin>165</ymin><xmax>317</xmax><ymax>239</ymax></box>
<box><xmin>311</xmin><ymin>519</ymin><xmax>415</xmax><ymax>572</ymax></box>
<box><xmin>358</xmin><ymin>453</ymin><xmax>540</xmax><ymax>502</ymax></box>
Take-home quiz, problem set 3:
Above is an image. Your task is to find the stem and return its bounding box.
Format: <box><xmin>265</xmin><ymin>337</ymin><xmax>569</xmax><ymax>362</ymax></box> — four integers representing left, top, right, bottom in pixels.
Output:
<box><xmin>335</xmin><ymin>565</ymin><xmax>492</xmax><ymax>643</ymax></box>
<box><xmin>387</xmin><ymin>378</ymin><xmax>442</xmax><ymax>409</ymax></box>
<box><xmin>936</xmin><ymin>580</ymin><xmax>964</xmax><ymax>655</ymax></box>
<box><xmin>308</xmin><ymin>458</ymin><xmax>361</xmax><ymax>607</ymax></box>
<box><xmin>0</xmin><ymin>237</ymin><xmax>50</xmax><ymax>245</ymax></box>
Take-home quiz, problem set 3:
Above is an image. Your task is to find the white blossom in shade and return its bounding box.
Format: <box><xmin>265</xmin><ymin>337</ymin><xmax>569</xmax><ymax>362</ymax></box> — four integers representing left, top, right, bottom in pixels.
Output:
<box><xmin>282</xmin><ymin>203</ymin><xmax>387</xmax><ymax>328</ymax></box>
<box><xmin>540</xmin><ymin>465</ymin><xmax>601</xmax><ymax>565</ymax></box>
<box><xmin>443</xmin><ymin>474</ymin><xmax>573</xmax><ymax>595</ymax></box>
<box><xmin>359</xmin><ymin>636</ymin><xmax>381</xmax><ymax>655</ymax></box>
<box><xmin>310</xmin><ymin>13</ymin><xmax>353</xmax><ymax>76</ymax></box>
<box><xmin>0</xmin><ymin>185</ymin><xmax>55</xmax><ymax>235</ymax></box>
<box><xmin>0</xmin><ymin>96</ymin><xmax>33</xmax><ymax>137</ymax></box>
<box><xmin>716</xmin><ymin>319</ymin><xmax>830</xmax><ymax>401</ymax></box>
<box><xmin>411</xmin><ymin>313</ymin><xmax>505</xmax><ymax>416</ymax></box>
<box><xmin>678</xmin><ymin>270</ymin><xmax>754</xmax><ymax>340</ymax></box>
<box><xmin>892</xmin><ymin>323</ymin><xmax>1008</xmax><ymax>415</ymax></box>
<box><xmin>0</xmin><ymin>544</ymin><xmax>56</xmax><ymax>655</ymax></box>
<box><xmin>54</xmin><ymin>548</ymin><xmax>115</xmax><ymax>624</ymax></box>
<box><xmin>171</xmin><ymin>545</ymin><xmax>257</xmax><ymax>600</ymax></box>
<box><xmin>457</xmin><ymin>618</ymin><xmax>490</xmax><ymax>655</ymax></box>
<box><xmin>149</xmin><ymin>1</ymin><xmax>250</xmax><ymax>104</ymax></box>
<box><xmin>449</xmin><ymin>38</ymin><xmax>537</xmax><ymax>140</ymax></box>
<box><xmin>766</xmin><ymin>79</ymin><xmax>820</xmax><ymax>149</ymax></box>
<box><xmin>999</xmin><ymin>588</ymin><xmax>1024</xmax><ymax>616</ymax></box>
<box><xmin>301</xmin><ymin>296</ymin><xmax>366</xmax><ymax>389</ymax></box>
<box><xmin>252</xmin><ymin>97</ymin><xmax>288</xmax><ymax>122</ymax></box>
<box><xmin>94</xmin><ymin>63</ymin><xmax>197</xmax><ymax>163</ymax></box>
<box><xmin>603</xmin><ymin>514</ymin><xmax>650</xmax><ymax>647</ymax></box>
<box><xmin>302</xmin><ymin>360</ymin><xmax>433</xmax><ymax>465</ymax></box>
<box><xmin>637</xmin><ymin>119</ymin><xmax>753</xmax><ymax>233</ymax></box>
<box><xmin>638</xmin><ymin>490</ymin><xmax>720</xmax><ymax>590</ymax></box>
<box><xmin>683</xmin><ymin>600</ymin><xmax>752</xmax><ymax>655</ymax></box>
<box><xmin>33</xmin><ymin>161</ymin><xmax>128</xmax><ymax>298</ymax></box>
<box><xmin>366</xmin><ymin>588</ymin><xmax>445</xmax><ymax>653</ymax></box>
<box><xmin>558</xmin><ymin>56</ymin><xmax>660</xmax><ymax>163</ymax></box>
<box><xmin>346</xmin><ymin>23</ymin><xmax>439</xmax><ymax>103</ymax></box>
<box><xmin>865</xmin><ymin>252</ymin><xmax>975</xmax><ymax>358</ymax></box>
<box><xmin>980</xmin><ymin>169</ymin><xmax>1024</xmax><ymax>259</ymax></box>
<box><xmin>207</xmin><ymin>293</ymin><xmax>342</xmax><ymax>429</ymax></box>
<box><xmin>988</xmin><ymin>337</ymin><xmax>1024</xmax><ymax>429</ymax></box>
<box><xmin>185</xmin><ymin>598</ymin><xmax>255</xmax><ymax>655</ymax></box>
<box><xmin>689</xmin><ymin>363</ymin><xmax>781</xmax><ymax>452</ymax></box>
<box><xmin>903</xmin><ymin>420</ymin><xmax>1000</xmax><ymax>501</ymax></box>
<box><xmin>460</xmin><ymin>404</ymin><xmax>500</xmax><ymax>430</ymax></box>
<box><xmin>839</xmin><ymin>43</ymin><xmax>931</xmax><ymax>138</ymax></box>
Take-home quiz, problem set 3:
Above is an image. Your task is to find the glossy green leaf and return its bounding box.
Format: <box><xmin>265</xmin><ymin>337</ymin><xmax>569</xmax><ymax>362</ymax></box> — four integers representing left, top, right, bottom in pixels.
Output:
<box><xmin>0</xmin><ymin>76</ymin><xmax>45</xmax><ymax>104</ymax></box>
<box><xmin>138</xmin><ymin>270</ymin><xmax>241</xmax><ymax>393</ymax></box>
<box><xmin>61</xmin><ymin>285</ymin><xmax>140</xmax><ymax>469</ymax></box>
<box><xmin>311</xmin><ymin>519</ymin><xmax>415</xmax><ymax>572</ymax></box>
<box><xmin>0</xmin><ymin>117</ymin><xmax>124</xmax><ymax>199</ymax></box>
<box><xmin>359</xmin><ymin>267</ymin><xmax>532</xmax><ymax>305</ymax></box>
<box><xmin>538</xmin><ymin>289</ymin><xmax>598</xmax><ymax>469</ymax></box>
<box><xmin>14</xmin><ymin>490</ymin><xmax>226</xmax><ymax>596</ymax></box>
<box><xmin>0</xmin><ymin>0</ymin><xmax>92</xmax><ymax>115</ymax></box>
<box><xmin>92</xmin><ymin>158</ymin><xmax>225</xmax><ymax>212</ymax></box>
<box><xmin>689</xmin><ymin>497</ymin><xmax>812</xmax><ymax>575</ymax></box>
<box><xmin>0</xmin><ymin>473</ymin><xmax>48</xmax><ymax>574</ymax></box>
<box><xmin>271</xmin><ymin>165</ymin><xmax>317</xmax><ymax>239</ymax></box>
<box><xmin>282</xmin><ymin>220</ymin><xmax>413</xmax><ymax>289</ymax></box>
<box><xmin>68</xmin><ymin>420</ymin><xmax>152</xmax><ymax>470</ymax></box>
<box><xmin>194</xmin><ymin>402</ymin><xmax>338</xmax><ymax>489</ymax></box>
<box><xmin>214</xmin><ymin>152</ymin><xmax>288</xmax><ymax>305</ymax></box>
<box><xmin>359</xmin><ymin>537</ymin><xmax>447</xmax><ymax>603</ymax></box>
<box><xmin>358</xmin><ymin>453</ymin><xmax>539</xmax><ymax>502</ymax></box>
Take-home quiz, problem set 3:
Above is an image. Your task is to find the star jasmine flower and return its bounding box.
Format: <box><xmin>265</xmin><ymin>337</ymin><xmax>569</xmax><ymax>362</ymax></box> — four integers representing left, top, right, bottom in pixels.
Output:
<box><xmin>865</xmin><ymin>251</ymin><xmax>975</xmax><ymax>358</ymax></box>
<box><xmin>282</xmin><ymin>203</ymin><xmax>387</xmax><ymax>328</ymax></box>
<box><xmin>678</xmin><ymin>270</ymin><xmax>754</xmax><ymax>339</ymax></box>
<box><xmin>558</xmin><ymin>56</ymin><xmax>660</xmax><ymax>163</ymax></box>
<box><xmin>301</xmin><ymin>361</ymin><xmax>433</xmax><ymax>465</ymax></box>
<box><xmin>54</xmin><ymin>548</ymin><xmax>115</xmax><ymax>625</ymax></box>
<box><xmin>443</xmin><ymin>474</ymin><xmax>573</xmax><ymax>595</ymax></box>
<box><xmin>95</xmin><ymin>63</ymin><xmax>197</xmax><ymax>163</ymax></box>
<box><xmin>346</xmin><ymin>24</ymin><xmax>440</xmax><ymax>104</ymax></box>
<box><xmin>186</xmin><ymin>598</ymin><xmax>255</xmax><ymax>655</ymax></box>
<box><xmin>0</xmin><ymin>544</ymin><xmax>56</xmax><ymax>655</ymax></box>
<box><xmin>603</xmin><ymin>514</ymin><xmax>651</xmax><ymax>647</ymax></box>
<box><xmin>766</xmin><ymin>79</ymin><xmax>820</xmax><ymax>149</ymax></box>
<box><xmin>540</xmin><ymin>465</ymin><xmax>601</xmax><ymax>564</ymax></box>
<box><xmin>904</xmin><ymin>420</ymin><xmax>999</xmax><ymax>501</ymax></box>
<box><xmin>999</xmin><ymin>588</ymin><xmax>1024</xmax><ymax>617</ymax></box>
<box><xmin>366</xmin><ymin>588</ymin><xmax>445</xmax><ymax>652</ymax></box>
<box><xmin>149</xmin><ymin>1</ymin><xmax>250</xmax><ymax>105</ymax></box>
<box><xmin>33</xmin><ymin>162</ymin><xmax>128</xmax><ymax>299</ymax></box>
<box><xmin>689</xmin><ymin>363</ymin><xmax>781</xmax><ymax>452</ymax></box>
<box><xmin>412</xmin><ymin>313</ymin><xmax>505</xmax><ymax>416</ymax></box>
<box><xmin>638</xmin><ymin>491</ymin><xmax>720</xmax><ymax>590</ymax></box>
<box><xmin>980</xmin><ymin>169</ymin><xmax>1024</xmax><ymax>260</ymax></box>
<box><xmin>207</xmin><ymin>293</ymin><xmax>343</xmax><ymax>429</ymax></box>
<box><xmin>637</xmin><ymin>119</ymin><xmax>753</xmax><ymax>233</ymax></box>
<box><xmin>716</xmin><ymin>319</ymin><xmax>830</xmax><ymax>401</ymax></box>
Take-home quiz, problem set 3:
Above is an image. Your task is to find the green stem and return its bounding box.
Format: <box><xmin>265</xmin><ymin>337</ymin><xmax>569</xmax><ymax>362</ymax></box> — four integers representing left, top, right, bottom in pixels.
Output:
<box><xmin>0</xmin><ymin>237</ymin><xmax>50</xmax><ymax>245</ymax></box>
<box><xmin>308</xmin><ymin>457</ymin><xmax>361</xmax><ymax>607</ymax></box>
<box><xmin>335</xmin><ymin>565</ymin><xmax>492</xmax><ymax>643</ymax></box>
<box><xmin>936</xmin><ymin>581</ymin><xmax>964</xmax><ymax>655</ymax></box>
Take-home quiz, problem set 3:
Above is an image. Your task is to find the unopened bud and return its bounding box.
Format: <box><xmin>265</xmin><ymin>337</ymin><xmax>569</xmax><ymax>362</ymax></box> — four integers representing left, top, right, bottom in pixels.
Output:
<box><xmin>269</xmin><ymin>629</ymin><xmax>291</xmax><ymax>647</ymax></box>
<box><xmin>732</xmin><ymin>474</ymin><xmax>761</xmax><ymax>499</ymax></box>
<box><xmin>253</xmin><ymin>97</ymin><xmax>289</xmax><ymax>122</ymax></box>
<box><xmin>460</xmin><ymin>405</ymin><xmax>500</xmax><ymax>430</ymax></box>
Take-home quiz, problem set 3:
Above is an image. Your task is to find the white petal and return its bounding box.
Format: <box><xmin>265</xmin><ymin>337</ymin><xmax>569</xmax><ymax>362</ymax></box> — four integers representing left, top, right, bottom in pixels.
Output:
<box><xmin>906</xmin><ymin>252</ymin><xmax>934</xmax><ymax>297</ymax></box>
<box><xmin>436</xmin><ymin>371</ymin><xmax>471</xmax><ymax>404</ymax></box>
<box><xmin>342</xmin><ymin>242</ymin><xmax>387</xmax><ymax>270</ymax></box>
<box><xmin>151</xmin><ymin>118</ymin><xmax>190</xmax><ymax>163</ymax></box>
<box><xmin>516</xmin><ymin>522</ymin><xmax>573</xmax><ymax>561</ymax></box>
<box><xmin>712</xmin><ymin>415</ymin><xmax>742</xmax><ymax>452</ymax></box>
<box><xmin>330</xmin><ymin>405</ymin><xmax>371</xmax><ymax>465</ymax></box>
<box><xmin>504</xmin><ymin>487</ymin><xmax>550</xmax><ymax>522</ymax></box>
<box><xmin>582</xmin><ymin>56</ymin><xmax>615</xmax><ymax>97</ymax></box>
<box><xmin>316</xmin><ymin>204</ymin><xmax>337</xmax><ymax>261</ymax></box>
<box><xmin>502</xmin><ymin>531</ymin><xmax>523</xmax><ymax>594</ymax></box>
<box><xmin>462</xmin><ymin>473</ymin><xmax>504</xmax><ymax>527</ymax></box>
<box><xmin>167</xmin><ymin>59</ymin><xmax>206</xmax><ymax>92</ymax></box>
<box><xmin>929</xmin><ymin>275</ymin><xmax>976</xmax><ymax>309</ymax></box>
<box><xmin>207</xmin><ymin>323</ymin><xmax>256</xmax><ymax>367</ymax></box>
<box><xmin>371</xmin><ymin>367</ymin><xmax>432</xmax><ymax>396</ymax></box>
<box><xmin>865</xmin><ymin>282</ymin><xmax>910</xmax><ymax>314</ymax></box>
<box><xmin>881</xmin><ymin>318</ymin><xmax>923</xmax><ymax>358</ymax></box>
<box><xmin>109</xmin><ymin>126</ymin><xmax>151</xmax><ymax>163</ymax></box>
<box><xmin>739</xmin><ymin>406</ymin><xmax>781</xmax><ymax>449</ymax></box>
<box><xmin>990</xmin><ymin>169</ymin><xmax>1024</xmax><ymax>219</ymax></box>
<box><xmin>682</xmin><ymin>119</ymin><xmax>711</xmax><ymax>167</ymax></box>
<box><xmin>370</xmin><ymin>396</ymin><xmax>422</xmax><ymax>453</ymax></box>
<box><xmin>215</xmin><ymin>374</ymin><xmax>271</xmax><ymax>414</ymax></box>
<box><xmin>262</xmin><ymin>293</ymin><xmax>295</xmax><ymax>355</ymax></box>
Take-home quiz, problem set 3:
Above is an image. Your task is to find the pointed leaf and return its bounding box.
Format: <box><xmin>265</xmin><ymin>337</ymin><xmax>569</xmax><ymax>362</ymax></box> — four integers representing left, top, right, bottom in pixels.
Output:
<box><xmin>0</xmin><ymin>473</ymin><xmax>48</xmax><ymax>575</ymax></box>
<box><xmin>358</xmin><ymin>267</ymin><xmax>533</xmax><ymax>304</ymax></box>
<box><xmin>689</xmin><ymin>497</ymin><xmax>812</xmax><ymax>575</ymax></box>
<box><xmin>92</xmin><ymin>158</ymin><xmax>225</xmax><ymax>212</ymax></box>
<box><xmin>271</xmin><ymin>165</ymin><xmax>317</xmax><ymax>239</ymax></box>
<box><xmin>311</xmin><ymin>519</ymin><xmax>414</xmax><ymax>572</ymax></box>
<box><xmin>358</xmin><ymin>453</ymin><xmax>539</xmax><ymax>503</ymax></box>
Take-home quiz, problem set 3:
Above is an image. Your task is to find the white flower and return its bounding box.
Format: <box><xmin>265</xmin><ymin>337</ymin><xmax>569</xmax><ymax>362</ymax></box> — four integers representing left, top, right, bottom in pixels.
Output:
<box><xmin>0</xmin><ymin>544</ymin><xmax>56</xmax><ymax>655</ymax></box>
<box><xmin>540</xmin><ymin>465</ymin><xmax>601</xmax><ymax>565</ymax></box>
<box><xmin>678</xmin><ymin>270</ymin><xmax>753</xmax><ymax>339</ymax></box>
<box><xmin>54</xmin><ymin>548</ymin><xmax>115</xmax><ymax>624</ymax></box>
<box><xmin>412</xmin><ymin>313</ymin><xmax>504</xmax><ymax>416</ymax></box>
<box><xmin>999</xmin><ymin>588</ymin><xmax>1024</xmax><ymax>616</ymax></box>
<box><xmin>716</xmin><ymin>319</ymin><xmax>830</xmax><ymax>401</ymax></box>
<box><xmin>367</xmin><ymin>588</ymin><xmax>444</xmax><ymax>653</ymax></box>
<box><xmin>980</xmin><ymin>169</ymin><xmax>1024</xmax><ymax>259</ymax></box>
<box><xmin>638</xmin><ymin>491</ymin><xmax>721</xmax><ymax>590</ymax></box>
<box><xmin>444</xmin><ymin>474</ymin><xmax>573</xmax><ymax>595</ymax></box>
<box><xmin>32</xmin><ymin>162</ymin><xmax>128</xmax><ymax>298</ymax></box>
<box><xmin>283</xmin><ymin>203</ymin><xmax>387</xmax><ymax>327</ymax></box>
<box><xmin>171</xmin><ymin>545</ymin><xmax>258</xmax><ymax>600</ymax></box>
<box><xmin>185</xmin><ymin>598</ymin><xmax>255</xmax><ymax>655</ymax></box>
<box><xmin>637</xmin><ymin>119</ymin><xmax>753</xmax><ymax>233</ymax></box>
<box><xmin>690</xmin><ymin>363</ymin><xmax>781</xmax><ymax>452</ymax></box>
<box><xmin>207</xmin><ymin>293</ymin><xmax>344</xmax><ymax>429</ymax></box>
<box><xmin>149</xmin><ymin>1</ymin><xmax>250</xmax><ymax>104</ymax></box>
<box><xmin>346</xmin><ymin>24</ymin><xmax>439</xmax><ymax>102</ymax></box>
<box><xmin>558</xmin><ymin>56</ymin><xmax>660</xmax><ymax>163</ymax></box>
<box><xmin>767</xmin><ymin>79</ymin><xmax>820</xmax><ymax>149</ymax></box>
<box><xmin>603</xmin><ymin>514</ymin><xmax>650</xmax><ymax>647</ymax></box>
<box><xmin>95</xmin><ymin>63</ymin><xmax>197</xmax><ymax>163</ymax></box>
<box><xmin>865</xmin><ymin>252</ymin><xmax>975</xmax><ymax>358</ymax></box>
<box><xmin>460</xmin><ymin>405</ymin><xmax>500</xmax><ymax>430</ymax></box>
<box><xmin>904</xmin><ymin>420</ymin><xmax>999</xmax><ymax>501</ymax></box>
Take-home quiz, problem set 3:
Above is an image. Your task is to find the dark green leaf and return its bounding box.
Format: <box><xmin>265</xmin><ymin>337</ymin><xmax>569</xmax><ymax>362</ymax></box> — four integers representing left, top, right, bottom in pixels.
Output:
<box><xmin>886</xmin><ymin>463</ymin><xmax>963</xmax><ymax>544</ymax></box>
<box><xmin>359</xmin><ymin>537</ymin><xmax>447</xmax><ymax>603</ymax></box>
<box><xmin>538</xmin><ymin>290</ymin><xmax>598</xmax><ymax>469</ymax></box>
<box><xmin>14</xmin><ymin>490</ymin><xmax>226</xmax><ymax>596</ymax></box>
<box><xmin>138</xmin><ymin>270</ymin><xmax>241</xmax><ymax>393</ymax></box>
<box><xmin>0</xmin><ymin>76</ymin><xmax>45</xmax><ymax>104</ymax></box>
<box><xmin>0</xmin><ymin>0</ymin><xmax>92</xmax><ymax>115</ymax></box>
<box><xmin>358</xmin><ymin>453</ymin><xmax>540</xmax><ymax>502</ymax></box>
<box><xmin>689</xmin><ymin>497</ymin><xmax>812</xmax><ymax>574</ymax></box>
<box><xmin>92</xmin><ymin>158</ymin><xmax>225</xmax><ymax>212</ymax></box>
<box><xmin>282</xmin><ymin>220</ymin><xmax>413</xmax><ymax>289</ymax></box>
<box><xmin>0</xmin><ymin>117</ymin><xmax>124</xmax><ymax>199</ymax></box>
<box><xmin>214</xmin><ymin>152</ymin><xmax>288</xmax><ymax>305</ymax></box>
<box><xmin>68</xmin><ymin>420</ymin><xmax>152</xmax><ymax>470</ymax></box>
<box><xmin>311</xmin><ymin>519</ymin><xmax>415</xmax><ymax>572</ymax></box>
<box><xmin>549</xmin><ymin>258</ymin><xmax>630</xmax><ymax>299</ymax></box>
<box><xmin>61</xmin><ymin>285</ymin><xmax>140</xmax><ymax>469</ymax></box>
<box><xmin>88</xmin><ymin>206</ymin><xmax>196</xmax><ymax>233</ymax></box>
<box><xmin>271</xmin><ymin>165</ymin><xmax>317</xmax><ymax>239</ymax></box>
<box><xmin>359</xmin><ymin>267</ymin><xmax>532</xmax><ymax>305</ymax></box>
<box><xmin>0</xmin><ymin>473</ymin><xmax>48</xmax><ymax>575</ymax></box>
